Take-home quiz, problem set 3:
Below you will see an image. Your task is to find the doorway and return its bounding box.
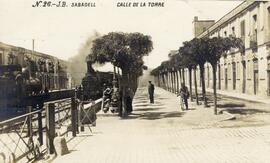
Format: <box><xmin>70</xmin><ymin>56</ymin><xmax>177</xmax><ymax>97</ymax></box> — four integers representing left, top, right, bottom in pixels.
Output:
<box><xmin>253</xmin><ymin>59</ymin><xmax>259</xmax><ymax>95</ymax></box>
<box><xmin>254</xmin><ymin>70</ymin><xmax>259</xmax><ymax>95</ymax></box>
<box><xmin>225</xmin><ymin>68</ymin><xmax>228</xmax><ymax>90</ymax></box>
<box><xmin>232</xmin><ymin>62</ymin><xmax>236</xmax><ymax>90</ymax></box>
<box><xmin>242</xmin><ymin>61</ymin><xmax>246</xmax><ymax>93</ymax></box>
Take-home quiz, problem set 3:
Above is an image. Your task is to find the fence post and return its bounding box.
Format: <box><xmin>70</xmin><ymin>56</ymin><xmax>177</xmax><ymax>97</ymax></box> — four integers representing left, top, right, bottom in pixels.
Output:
<box><xmin>46</xmin><ymin>103</ymin><xmax>55</xmax><ymax>154</ymax></box>
<box><xmin>79</xmin><ymin>102</ymin><xmax>85</xmax><ymax>132</ymax></box>
<box><xmin>71</xmin><ymin>98</ymin><xmax>77</xmax><ymax>137</ymax></box>
<box><xmin>26</xmin><ymin>106</ymin><xmax>32</xmax><ymax>137</ymax></box>
<box><xmin>37</xmin><ymin>106</ymin><xmax>43</xmax><ymax>146</ymax></box>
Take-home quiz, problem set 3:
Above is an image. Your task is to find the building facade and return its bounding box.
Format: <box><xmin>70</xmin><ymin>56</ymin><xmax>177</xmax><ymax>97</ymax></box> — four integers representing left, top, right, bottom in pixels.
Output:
<box><xmin>0</xmin><ymin>42</ymin><xmax>69</xmax><ymax>90</ymax></box>
<box><xmin>193</xmin><ymin>1</ymin><xmax>270</xmax><ymax>98</ymax></box>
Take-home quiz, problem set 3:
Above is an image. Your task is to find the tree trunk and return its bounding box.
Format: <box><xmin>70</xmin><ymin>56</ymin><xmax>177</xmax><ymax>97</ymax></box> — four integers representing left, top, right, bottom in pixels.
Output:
<box><xmin>117</xmin><ymin>67</ymin><xmax>121</xmax><ymax>89</ymax></box>
<box><xmin>130</xmin><ymin>74</ymin><xmax>136</xmax><ymax>92</ymax></box>
<box><xmin>170</xmin><ymin>71</ymin><xmax>173</xmax><ymax>92</ymax></box>
<box><xmin>162</xmin><ymin>73</ymin><xmax>165</xmax><ymax>89</ymax></box>
<box><xmin>172</xmin><ymin>71</ymin><xmax>176</xmax><ymax>93</ymax></box>
<box><xmin>188</xmin><ymin>67</ymin><xmax>193</xmax><ymax>102</ymax></box>
<box><xmin>199</xmin><ymin>64</ymin><xmax>207</xmax><ymax>107</ymax></box>
<box><xmin>121</xmin><ymin>69</ymin><xmax>128</xmax><ymax>117</ymax></box>
<box><xmin>182</xmin><ymin>69</ymin><xmax>185</xmax><ymax>86</ymax></box>
<box><xmin>170</xmin><ymin>72</ymin><xmax>172</xmax><ymax>92</ymax></box>
<box><xmin>174</xmin><ymin>71</ymin><xmax>177</xmax><ymax>93</ymax></box>
<box><xmin>212</xmin><ymin>63</ymin><xmax>218</xmax><ymax>115</ymax></box>
<box><xmin>176</xmin><ymin>70</ymin><xmax>179</xmax><ymax>93</ymax></box>
<box><xmin>193</xmin><ymin>67</ymin><xmax>199</xmax><ymax>105</ymax></box>
<box><xmin>169</xmin><ymin>71</ymin><xmax>172</xmax><ymax>92</ymax></box>
<box><xmin>171</xmin><ymin>71</ymin><xmax>174</xmax><ymax>93</ymax></box>
<box><xmin>166</xmin><ymin>72</ymin><xmax>169</xmax><ymax>91</ymax></box>
<box><xmin>179</xmin><ymin>69</ymin><xmax>182</xmax><ymax>87</ymax></box>
<box><xmin>157</xmin><ymin>74</ymin><xmax>160</xmax><ymax>87</ymax></box>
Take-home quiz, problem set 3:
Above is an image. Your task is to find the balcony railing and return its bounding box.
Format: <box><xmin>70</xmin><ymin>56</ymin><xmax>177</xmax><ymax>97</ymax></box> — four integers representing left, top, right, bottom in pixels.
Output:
<box><xmin>250</xmin><ymin>34</ymin><xmax>258</xmax><ymax>52</ymax></box>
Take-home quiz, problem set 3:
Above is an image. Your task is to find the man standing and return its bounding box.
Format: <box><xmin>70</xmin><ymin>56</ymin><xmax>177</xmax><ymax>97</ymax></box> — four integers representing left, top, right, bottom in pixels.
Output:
<box><xmin>126</xmin><ymin>87</ymin><xmax>134</xmax><ymax>114</ymax></box>
<box><xmin>148</xmin><ymin>81</ymin><xmax>155</xmax><ymax>103</ymax></box>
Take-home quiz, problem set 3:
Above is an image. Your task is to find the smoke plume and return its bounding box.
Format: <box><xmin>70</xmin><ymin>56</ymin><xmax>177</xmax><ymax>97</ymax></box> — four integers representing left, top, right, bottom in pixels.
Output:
<box><xmin>67</xmin><ymin>31</ymin><xmax>100</xmax><ymax>86</ymax></box>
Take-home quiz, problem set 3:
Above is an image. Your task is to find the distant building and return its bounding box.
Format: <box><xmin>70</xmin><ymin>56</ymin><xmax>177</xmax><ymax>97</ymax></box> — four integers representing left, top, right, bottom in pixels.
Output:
<box><xmin>0</xmin><ymin>42</ymin><xmax>70</xmax><ymax>90</ymax></box>
<box><xmin>193</xmin><ymin>1</ymin><xmax>270</xmax><ymax>98</ymax></box>
<box><xmin>193</xmin><ymin>16</ymin><xmax>215</xmax><ymax>38</ymax></box>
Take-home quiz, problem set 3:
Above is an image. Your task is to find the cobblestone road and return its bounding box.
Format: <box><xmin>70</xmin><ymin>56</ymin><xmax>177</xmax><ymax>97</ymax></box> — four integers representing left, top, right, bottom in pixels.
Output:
<box><xmin>52</xmin><ymin>87</ymin><xmax>270</xmax><ymax>163</ymax></box>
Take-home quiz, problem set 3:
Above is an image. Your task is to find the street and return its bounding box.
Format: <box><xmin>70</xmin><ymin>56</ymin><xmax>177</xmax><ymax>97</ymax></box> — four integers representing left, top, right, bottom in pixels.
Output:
<box><xmin>51</xmin><ymin>86</ymin><xmax>270</xmax><ymax>163</ymax></box>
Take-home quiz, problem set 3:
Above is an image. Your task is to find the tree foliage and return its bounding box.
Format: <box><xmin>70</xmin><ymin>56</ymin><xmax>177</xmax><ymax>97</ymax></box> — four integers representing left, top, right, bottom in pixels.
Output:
<box><xmin>91</xmin><ymin>32</ymin><xmax>153</xmax><ymax>72</ymax></box>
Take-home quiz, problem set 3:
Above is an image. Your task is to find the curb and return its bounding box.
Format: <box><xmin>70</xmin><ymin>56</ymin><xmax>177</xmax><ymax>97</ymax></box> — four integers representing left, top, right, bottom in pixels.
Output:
<box><xmin>205</xmin><ymin>90</ymin><xmax>270</xmax><ymax>105</ymax></box>
<box><xmin>219</xmin><ymin>109</ymin><xmax>236</xmax><ymax>121</ymax></box>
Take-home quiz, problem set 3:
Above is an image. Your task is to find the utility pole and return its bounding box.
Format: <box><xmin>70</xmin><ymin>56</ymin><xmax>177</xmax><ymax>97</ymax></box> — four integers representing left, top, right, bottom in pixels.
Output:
<box><xmin>29</xmin><ymin>39</ymin><xmax>35</xmax><ymax>78</ymax></box>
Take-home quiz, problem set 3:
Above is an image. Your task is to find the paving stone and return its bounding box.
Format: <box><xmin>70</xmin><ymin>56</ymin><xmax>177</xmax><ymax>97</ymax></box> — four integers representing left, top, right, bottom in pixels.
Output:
<box><xmin>52</xmin><ymin>87</ymin><xmax>270</xmax><ymax>163</ymax></box>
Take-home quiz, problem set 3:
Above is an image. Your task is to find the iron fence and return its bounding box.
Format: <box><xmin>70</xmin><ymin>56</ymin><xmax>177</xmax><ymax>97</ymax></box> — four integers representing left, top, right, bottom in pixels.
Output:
<box><xmin>0</xmin><ymin>98</ymin><xmax>76</xmax><ymax>162</ymax></box>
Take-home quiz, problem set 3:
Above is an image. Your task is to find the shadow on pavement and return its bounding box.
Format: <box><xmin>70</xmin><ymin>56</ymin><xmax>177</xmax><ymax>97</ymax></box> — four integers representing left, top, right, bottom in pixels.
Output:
<box><xmin>133</xmin><ymin>100</ymin><xmax>150</xmax><ymax>104</ymax></box>
<box><xmin>135</xmin><ymin>107</ymin><xmax>164</xmax><ymax>112</ymax></box>
<box><xmin>133</xmin><ymin>103</ymin><xmax>164</xmax><ymax>107</ymax></box>
<box><xmin>155</xmin><ymin>97</ymin><xmax>170</xmax><ymax>100</ymax></box>
<box><xmin>186</xmin><ymin>107</ymin><xmax>196</xmax><ymax>110</ymax></box>
<box><xmin>217</xmin><ymin>103</ymin><xmax>245</xmax><ymax>108</ymax></box>
<box><xmin>226</xmin><ymin>108</ymin><xmax>270</xmax><ymax>115</ymax></box>
<box><xmin>123</xmin><ymin>111</ymin><xmax>185</xmax><ymax>120</ymax></box>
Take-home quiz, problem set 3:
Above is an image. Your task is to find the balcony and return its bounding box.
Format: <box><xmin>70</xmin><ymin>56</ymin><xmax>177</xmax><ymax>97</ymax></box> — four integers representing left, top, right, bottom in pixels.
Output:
<box><xmin>250</xmin><ymin>34</ymin><xmax>258</xmax><ymax>53</ymax></box>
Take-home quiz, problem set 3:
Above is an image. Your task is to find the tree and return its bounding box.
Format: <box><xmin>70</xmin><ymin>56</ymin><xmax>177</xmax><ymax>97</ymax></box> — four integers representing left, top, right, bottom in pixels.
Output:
<box><xmin>203</xmin><ymin>36</ymin><xmax>244</xmax><ymax>114</ymax></box>
<box><xmin>179</xmin><ymin>41</ymin><xmax>199</xmax><ymax>104</ymax></box>
<box><xmin>91</xmin><ymin>32</ymin><xmax>153</xmax><ymax>117</ymax></box>
<box><xmin>189</xmin><ymin>38</ymin><xmax>209</xmax><ymax>107</ymax></box>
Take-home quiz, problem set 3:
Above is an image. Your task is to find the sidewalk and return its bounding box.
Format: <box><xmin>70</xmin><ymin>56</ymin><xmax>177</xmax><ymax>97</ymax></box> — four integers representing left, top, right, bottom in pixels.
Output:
<box><xmin>49</xmin><ymin>87</ymin><xmax>270</xmax><ymax>163</ymax></box>
<box><xmin>204</xmin><ymin>87</ymin><xmax>270</xmax><ymax>104</ymax></box>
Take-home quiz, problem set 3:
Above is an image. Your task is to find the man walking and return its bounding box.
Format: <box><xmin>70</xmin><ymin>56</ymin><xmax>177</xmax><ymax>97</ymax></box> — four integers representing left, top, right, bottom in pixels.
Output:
<box><xmin>148</xmin><ymin>81</ymin><xmax>155</xmax><ymax>103</ymax></box>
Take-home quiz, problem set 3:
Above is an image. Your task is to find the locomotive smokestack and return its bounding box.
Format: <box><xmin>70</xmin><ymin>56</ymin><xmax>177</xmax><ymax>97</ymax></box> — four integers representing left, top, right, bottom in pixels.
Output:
<box><xmin>86</xmin><ymin>54</ymin><xmax>95</xmax><ymax>74</ymax></box>
<box><xmin>67</xmin><ymin>31</ymin><xmax>100</xmax><ymax>86</ymax></box>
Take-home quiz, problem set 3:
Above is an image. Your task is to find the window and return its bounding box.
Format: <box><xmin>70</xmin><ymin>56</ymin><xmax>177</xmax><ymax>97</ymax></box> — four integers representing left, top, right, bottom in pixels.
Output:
<box><xmin>252</xmin><ymin>14</ymin><xmax>257</xmax><ymax>35</ymax></box>
<box><xmin>254</xmin><ymin>29</ymin><xmax>258</xmax><ymax>42</ymax></box>
<box><xmin>253</xmin><ymin>14</ymin><xmax>257</xmax><ymax>22</ymax></box>
<box><xmin>224</xmin><ymin>31</ymin><xmax>227</xmax><ymax>37</ymax></box>
<box><xmin>240</xmin><ymin>20</ymin><xmax>246</xmax><ymax>43</ymax></box>
<box><xmin>240</xmin><ymin>20</ymin><xmax>245</xmax><ymax>37</ymax></box>
<box><xmin>232</xmin><ymin>27</ymin><xmax>235</xmax><ymax>37</ymax></box>
<box><xmin>251</xmin><ymin>15</ymin><xmax>258</xmax><ymax>52</ymax></box>
<box><xmin>203</xmin><ymin>27</ymin><xmax>206</xmax><ymax>32</ymax></box>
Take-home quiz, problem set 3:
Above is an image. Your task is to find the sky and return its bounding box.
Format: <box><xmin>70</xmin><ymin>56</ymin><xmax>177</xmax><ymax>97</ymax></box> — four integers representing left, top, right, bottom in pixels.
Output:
<box><xmin>0</xmin><ymin>0</ymin><xmax>242</xmax><ymax>69</ymax></box>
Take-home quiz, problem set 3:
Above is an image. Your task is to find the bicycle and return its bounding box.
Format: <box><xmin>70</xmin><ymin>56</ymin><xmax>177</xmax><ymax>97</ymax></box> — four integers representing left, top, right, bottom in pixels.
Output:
<box><xmin>180</xmin><ymin>96</ymin><xmax>185</xmax><ymax>111</ymax></box>
<box><xmin>177</xmin><ymin>94</ymin><xmax>185</xmax><ymax>111</ymax></box>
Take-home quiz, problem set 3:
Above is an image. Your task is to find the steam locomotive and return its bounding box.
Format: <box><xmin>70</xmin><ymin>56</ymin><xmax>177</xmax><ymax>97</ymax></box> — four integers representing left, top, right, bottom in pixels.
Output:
<box><xmin>80</xmin><ymin>56</ymin><xmax>115</xmax><ymax>101</ymax></box>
